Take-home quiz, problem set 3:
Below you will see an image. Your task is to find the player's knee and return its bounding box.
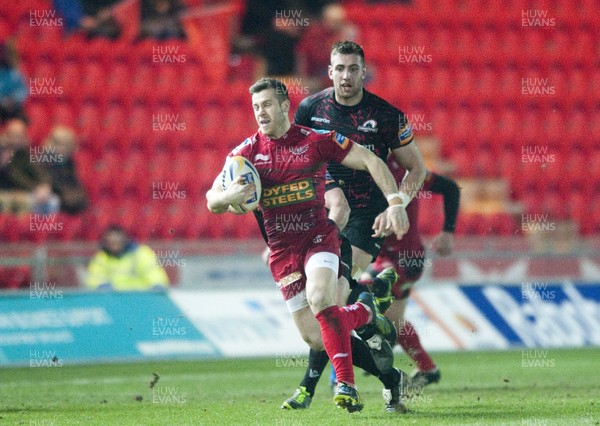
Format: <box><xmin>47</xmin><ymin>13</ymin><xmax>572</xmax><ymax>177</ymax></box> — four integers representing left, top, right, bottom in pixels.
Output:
<box><xmin>301</xmin><ymin>330</ymin><xmax>324</xmax><ymax>351</ymax></box>
<box><xmin>306</xmin><ymin>288</ymin><xmax>331</xmax><ymax>313</ymax></box>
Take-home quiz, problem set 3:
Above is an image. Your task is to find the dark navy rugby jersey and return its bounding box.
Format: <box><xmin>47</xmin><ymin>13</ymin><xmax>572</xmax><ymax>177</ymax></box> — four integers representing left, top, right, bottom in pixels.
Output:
<box><xmin>294</xmin><ymin>87</ymin><xmax>414</xmax><ymax>212</ymax></box>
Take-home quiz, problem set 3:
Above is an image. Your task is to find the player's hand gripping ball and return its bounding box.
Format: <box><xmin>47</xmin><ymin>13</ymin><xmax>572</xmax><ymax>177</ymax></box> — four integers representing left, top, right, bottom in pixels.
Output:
<box><xmin>221</xmin><ymin>156</ymin><xmax>262</xmax><ymax>213</ymax></box>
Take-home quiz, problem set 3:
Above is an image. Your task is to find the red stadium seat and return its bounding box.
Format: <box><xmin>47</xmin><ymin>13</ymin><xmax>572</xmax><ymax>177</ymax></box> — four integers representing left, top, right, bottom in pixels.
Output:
<box><xmin>566</xmin><ymin>69</ymin><xmax>588</xmax><ymax>106</ymax></box>
<box><xmin>53</xmin><ymin>102</ymin><xmax>77</xmax><ymax>128</ymax></box>
<box><xmin>497</xmin><ymin>67</ymin><xmax>521</xmax><ymax>104</ymax></box>
<box><xmin>473</xmin><ymin>108</ymin><xmax>495</xmax><ymax>142</ymax></box>
<box><xmin>429</xmin><ymin>66</ymin><xmax>452</xmax><ymax>100</ymax></box>
<box><xmin>488</xmin><ymin>213</ymin><xmax>517</xmax><ymax>236</ymax></box>
<box><xmin>56</xmin><ymin>62</ymin><xmax>81</xmax><ymax>95</ymax></box>
<box><xmin>106</xmin><ymin>64</ymin><xmax>131</xmax><ymax>103</ymax></box>
<box><xmin>131</xmin><ymin>65</ymin><xmax>156</xmax><ymax>104</ymax></box>
<box><xmin>25</xmin><ymin>102</ymin><xmax>51</xmax><ymax>142</ymax></box>
<box><xmin>452</xmin><ymin>65</ymin><xmax>477</xmax><ymax>106</ymax></box>
<box><xmin>7</xmin><ymin>0</ymin><xmax>597</xmax><ymax>243</ymax></box>
<box><xmin>565</xmin><ymin>116</ymin><xmax>588</xmax><ymax>152</ymax></box>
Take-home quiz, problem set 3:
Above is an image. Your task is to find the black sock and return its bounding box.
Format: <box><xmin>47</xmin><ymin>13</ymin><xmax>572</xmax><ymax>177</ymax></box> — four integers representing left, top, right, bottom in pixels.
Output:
<box><xmin>299</xmin><ymin>349</ymin><xmax>329</xmax><ymax>397</ymax></box>
<box><xmin>351</xmin><ymin>336</ymin><xmax>399</xmax><ymax>389</ymax></box>
<box><xmin>347</xmin><ymin>278</ymin><xmax>369</xmax><ymax>304</ymax></box>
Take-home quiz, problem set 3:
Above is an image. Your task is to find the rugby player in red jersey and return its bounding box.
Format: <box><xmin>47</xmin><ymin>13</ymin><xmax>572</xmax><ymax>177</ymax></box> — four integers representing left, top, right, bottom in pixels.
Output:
<box><xmin>206</xmin><ymin>78</ymin><xmax>408</xmax><ymax>412</ymax></box>
<box><xmin>367</xmin><ymin>156</ymin><xmax>460</xmax><ymax>390</ymax></box>
<box><xmin>283</xmin><ymin>40</ymin><xmax>426</xmax><ymax>412</ymax></box>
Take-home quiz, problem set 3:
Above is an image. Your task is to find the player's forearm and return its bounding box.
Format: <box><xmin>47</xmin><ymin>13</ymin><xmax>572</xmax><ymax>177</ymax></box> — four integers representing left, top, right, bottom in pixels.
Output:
<box><xmin>364</xmin><ymin>155</ymin><xmax>402</xmax><ymax>205</ymax></box>
<box><xmin>430</xmin><ymin>174</ymin><xmax>460</xmax><ymax>233</ymax></box>
<box><xmin>325</xmin><ymin>188</ymin><xmax>350</xmax><ymax>231</ymax></box>
<box><xmin>206</xmin><ymin>188</ymin><xmax>232</xmax><ymax>214</ymax></box>
<box><xmin>391</xmin><ymin>143</ymin><xmax>427</xmax><ymax>204</ymax></box>
<box><xmin>398</xmin><ymin>162</ymin><xmax>426</xmax><ymax>203</ymax></box>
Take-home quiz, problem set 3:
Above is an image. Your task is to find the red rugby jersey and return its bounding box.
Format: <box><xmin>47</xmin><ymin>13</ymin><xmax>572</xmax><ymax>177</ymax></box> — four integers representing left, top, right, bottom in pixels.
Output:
<box><xmin>228</xmin><ymin>124</ymin><xmax>353</xmax><ymax>247</ymax></box>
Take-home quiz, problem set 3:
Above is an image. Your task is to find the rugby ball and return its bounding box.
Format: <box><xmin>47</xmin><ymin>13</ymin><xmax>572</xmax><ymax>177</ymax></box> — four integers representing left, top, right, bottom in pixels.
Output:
<box><xmin>221</xmin><ymin>156</ymin><xmax>261</xmax><ymax>213</ymax></box>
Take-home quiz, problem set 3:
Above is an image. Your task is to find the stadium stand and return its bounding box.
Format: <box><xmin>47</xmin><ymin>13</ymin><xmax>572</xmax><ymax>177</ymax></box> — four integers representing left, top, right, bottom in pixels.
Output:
<box><xmin>0</xmin><ymin>0</ymin><xmax>597</xmax><ymax>286</ymax></box>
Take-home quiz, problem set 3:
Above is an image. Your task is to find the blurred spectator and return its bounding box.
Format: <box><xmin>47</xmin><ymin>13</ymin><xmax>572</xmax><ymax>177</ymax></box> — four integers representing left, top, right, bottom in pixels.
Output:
<box><xmin>139</xmin><ymin>0</ymin><xmax>186</xmax><ymax>40</ymax></box>
<box><xmin>86</xmin><ymin>225</ymin><xmax>170</xmax><ymax>291</ymax></box>
<box><xmin>0</xmin><ymin>41</ymin><xmax>27</xmax><ymax>125</ymax></box>
<box><xmin>81</xmin><ymin>0</ymin><xmax>122</xmax><ymax>39</ymax></box>
<box><xmin>53</xmin><ymin>0</ymin><xmax>85</xmax><ymax>32</ymax></box>
<box><xmin>261</xmin><ymin>13</ymin><xmax>303</xmax><ymax>76</ymax></box>
<box><xmin>296</xmin><ymin>3</ymin><xmax>359</xmax><ymax>92</ymax></box>
<box><xmin>41</xmin><ymin>126</ymin><xmax>88</xmax><ymax>214</ymax></box>
<box><xmin>236</xmin><ymin>0</ymin><xmax>327</xmax><ymax>77</ymax></box>
<box><xmin>0</xmin><ymin>120</ymin><xmax>59</xmax><ymax>214</ymax></box>
<box><xmin>56</xmin><ymin>0</ymin><xmax>123</xmax><ymax>39</ymax></box>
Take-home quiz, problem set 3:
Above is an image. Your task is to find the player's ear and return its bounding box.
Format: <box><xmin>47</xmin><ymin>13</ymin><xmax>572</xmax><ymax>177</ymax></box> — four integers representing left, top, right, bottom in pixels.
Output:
<box><xmin>281</xmin><ymin>99</ymin><xmax>290</xmax><ymax>113</ymax></box>
<box><xmin>328</xmin><ymin>65</ymin><xmax>333</xmax><ymax>80</ymax></box>
<box><xmin>362</xmin><ymin>66</ymin><xmax>367</xmax><ymax>79</ymax></box>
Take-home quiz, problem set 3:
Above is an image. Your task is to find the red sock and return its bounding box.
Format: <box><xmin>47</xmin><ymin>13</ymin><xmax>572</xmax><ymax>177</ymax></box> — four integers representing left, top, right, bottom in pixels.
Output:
<box><xmin>315</xmin><ymin>303</ymin><xmax>370</xmax><ymax>385</ymax></box>
<box><xmin>397</xmin><ymin>321</ymin><xmax>436</xmax><ymax>372</ymax></box>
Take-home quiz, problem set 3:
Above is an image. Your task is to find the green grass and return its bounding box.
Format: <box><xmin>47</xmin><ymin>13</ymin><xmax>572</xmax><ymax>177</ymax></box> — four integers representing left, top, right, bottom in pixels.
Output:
<box><xmin>1</xmin><ymin>348</ymin><xmax>599</xmax><ymax>425</ymax></box>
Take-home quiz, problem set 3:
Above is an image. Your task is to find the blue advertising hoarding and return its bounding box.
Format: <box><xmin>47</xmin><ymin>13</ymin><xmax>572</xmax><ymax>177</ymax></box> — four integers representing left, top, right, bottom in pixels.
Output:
<box><xmin>460</xmin><ymin>283</ymin><xmax>600</xmax><ymax>348</ymax></box>
<box><xmin>0</xmin><ymin>291</ymin><xmax>220</xmax><ymax>367</ymax></box>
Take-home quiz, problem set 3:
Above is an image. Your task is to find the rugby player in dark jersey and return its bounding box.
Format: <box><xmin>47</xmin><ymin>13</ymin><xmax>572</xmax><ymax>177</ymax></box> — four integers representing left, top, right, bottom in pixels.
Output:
<box><xmin>283</xmin><ymin>40</ymin><xmax>426</xmax><ymax>412</ymax></box>
<box><xmin>365</xmin><ymin>156</ymin><xmax>460</xmax><ymax>391</ymax></box>
<box><xmin>206</xmin><ymin>78</ymin><xmax>408</xmax><ymax>412</ymax></box>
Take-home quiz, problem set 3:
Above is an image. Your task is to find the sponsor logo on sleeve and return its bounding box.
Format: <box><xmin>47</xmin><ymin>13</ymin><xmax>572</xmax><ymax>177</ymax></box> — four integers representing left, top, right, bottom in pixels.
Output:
<box><xmin>332</xmin><ymin>132</ymin><xmax>350</xmax><ymax>149</ymax></box>
<box><xmin>398</xmin><ymin>123</ymin><xmax>414</xmax><ymax>145</ymax></box>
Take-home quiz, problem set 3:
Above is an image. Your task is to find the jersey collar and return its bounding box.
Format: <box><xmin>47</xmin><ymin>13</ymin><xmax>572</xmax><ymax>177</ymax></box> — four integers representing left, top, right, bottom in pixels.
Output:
<box><xmin>259</xmin><ymin>124</ymin><xmax>294</xmax><ymax>142</ymax></box>
<box><xmin>330</xmin><ymin>87</ymin><xmax>367</xmax><ymax>111</ymax></box>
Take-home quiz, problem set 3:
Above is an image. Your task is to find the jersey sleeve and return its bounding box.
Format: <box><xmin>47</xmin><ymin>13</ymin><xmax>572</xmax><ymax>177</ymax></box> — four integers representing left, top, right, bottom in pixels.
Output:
<box><xmin>316</xmin><ymin>130</ymin><xmax>354</xmax><ymax>164</ymax></box>
<box><xmin>397</xmin><ymin>112</ymin><xmax>415</xmax><ymax>148</ymax></box>
<box><xmin>228</xmin><ymin>137</ymin><xmax>254</xmax><ymax>159</ymax></box>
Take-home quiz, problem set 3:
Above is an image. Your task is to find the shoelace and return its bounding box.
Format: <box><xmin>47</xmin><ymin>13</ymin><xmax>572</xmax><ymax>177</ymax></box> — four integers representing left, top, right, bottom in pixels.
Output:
<box><xmin>295</xmin><ymin>387</ymin><xmax>308</xmax><ymax>402</ymax></box>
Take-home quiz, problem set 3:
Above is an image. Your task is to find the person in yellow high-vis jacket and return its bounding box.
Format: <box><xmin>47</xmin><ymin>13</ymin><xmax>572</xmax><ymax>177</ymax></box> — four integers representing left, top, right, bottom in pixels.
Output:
<box><xmin>86</xmin><ymin>225</ymin><xmax>169</xmax><ymax>291</ymax></box>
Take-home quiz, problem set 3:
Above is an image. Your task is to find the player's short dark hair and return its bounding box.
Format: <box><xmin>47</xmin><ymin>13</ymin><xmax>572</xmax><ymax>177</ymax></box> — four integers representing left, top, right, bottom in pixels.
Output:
<box><xmin>249</xmin><ymin>78</ymin><xmax>290</xmax><ymax>104</ymax></box>
<box><xmin>103</xmin><ymin>224</ymin><xmax>127</xmax><ymax>236</ymax></box>
<box><xmin>331</xmin><ymin>41</ymin><xmax>365</xmax><ymax>64</ymax></box>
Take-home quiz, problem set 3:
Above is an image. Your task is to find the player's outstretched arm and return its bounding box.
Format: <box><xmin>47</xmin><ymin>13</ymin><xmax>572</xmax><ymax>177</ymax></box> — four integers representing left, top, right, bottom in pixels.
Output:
<box><xmin>391</xmin><ymin>143</ymin><xmax>427</xmax><ymax>205</ymax></box>
<box><xmin>429</xmin><ymin>172</ymin><xmax>460</xmax><ymax>256</ymax></box>
<box><xmin>206</xmin><ymin>175</ymin><xmax>256</xmax><ymax>214</ymax></box>
<box><xmin>340</xmin><ymin>143</ymin><xmax>408</xmax><ymax>238</ymax></box>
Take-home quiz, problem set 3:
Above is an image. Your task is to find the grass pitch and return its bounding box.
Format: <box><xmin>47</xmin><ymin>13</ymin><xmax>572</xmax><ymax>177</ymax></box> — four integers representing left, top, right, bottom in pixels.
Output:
<box><xmin>1</xmin><ymin>348</ymin><xmax>598</xmax><ymax>425</ymax></box>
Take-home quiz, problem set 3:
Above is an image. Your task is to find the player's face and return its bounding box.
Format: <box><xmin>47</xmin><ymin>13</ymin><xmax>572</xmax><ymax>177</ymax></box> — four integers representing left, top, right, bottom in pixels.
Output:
<box><xmin>252</xmin><ymin>89</ymin><xmax>290</xmax><ymax>138</ymax></box>
<box><xmin>329</xmin><ymin>53</ymin><xmax>366</xmax><ymax>105</ymax></box>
